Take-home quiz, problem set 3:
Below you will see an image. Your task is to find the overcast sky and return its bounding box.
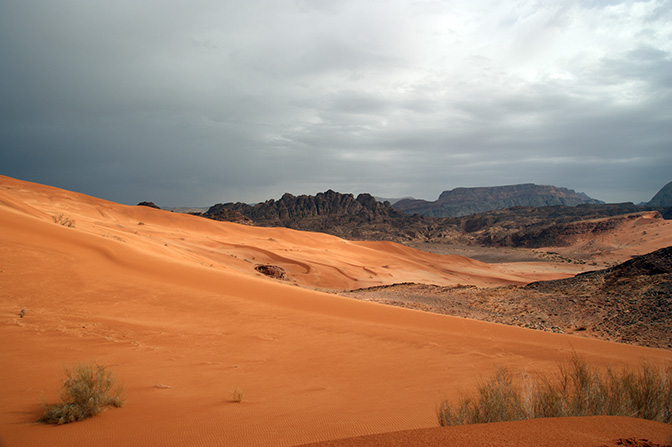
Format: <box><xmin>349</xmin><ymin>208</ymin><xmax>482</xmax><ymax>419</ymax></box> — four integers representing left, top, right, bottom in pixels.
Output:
<box><xmin>1</xmin><ymin>0</ymin><xmax>671</xmax><ymax>206</ymax></box>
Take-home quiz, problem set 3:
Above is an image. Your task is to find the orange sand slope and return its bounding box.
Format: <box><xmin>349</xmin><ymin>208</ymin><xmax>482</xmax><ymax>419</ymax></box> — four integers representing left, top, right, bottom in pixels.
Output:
<box><xmin>1</xmin><ymin>175</ymin><xmax>671</xmax><ymax>447</ymax></box>
<box><xmin>0</xmin><ymin>175</ymin><xmax>573</xmax><ymax>290</ymax></box>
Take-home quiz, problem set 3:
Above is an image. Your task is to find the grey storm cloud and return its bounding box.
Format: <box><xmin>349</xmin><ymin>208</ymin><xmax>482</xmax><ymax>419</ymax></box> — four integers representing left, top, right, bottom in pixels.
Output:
<box><xmin>1</xmin><ymin>0</ymin><xmax>671</xmax><ymax>206</ymax></box>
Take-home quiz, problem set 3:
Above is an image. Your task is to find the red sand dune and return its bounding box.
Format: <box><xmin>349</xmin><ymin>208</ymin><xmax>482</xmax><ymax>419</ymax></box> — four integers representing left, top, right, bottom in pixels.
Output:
<box><xmin>1</xmin><ymin>175</ymin><xmax>671</xmax><ymax>447</ymax></box>
<box><xmin>299</xmin><ymin>417</ymin><xmax>672</xmax><ymax>447</ymax></box>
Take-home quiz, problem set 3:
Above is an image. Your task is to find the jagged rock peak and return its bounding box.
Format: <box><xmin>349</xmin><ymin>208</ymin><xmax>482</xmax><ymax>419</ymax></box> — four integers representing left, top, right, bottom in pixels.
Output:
<box><xmin>202</xmin><ymin>190</ymin><xmax>405</xmax><ymax>227</ymax></box>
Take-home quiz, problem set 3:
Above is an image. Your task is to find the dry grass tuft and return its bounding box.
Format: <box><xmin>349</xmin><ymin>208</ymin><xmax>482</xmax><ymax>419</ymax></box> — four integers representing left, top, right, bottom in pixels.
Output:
<box><xmin>52</xmin><ymin>214</ymin><xmax>75</xmax><ymax>228</ymax></box>
<box><xmin>39</xmin><ymin>362</ymin><xmax>125</xmax><ymax>425</ymax></box>
<box><xmin>231</xmin><ymin>386</ymin><xmax>244</xmax><ymax>403</ymax></box>
<box><xmin>438</xmin><ymin>356</ymin><xmax>672</xmax><ymax>426</ymax></box>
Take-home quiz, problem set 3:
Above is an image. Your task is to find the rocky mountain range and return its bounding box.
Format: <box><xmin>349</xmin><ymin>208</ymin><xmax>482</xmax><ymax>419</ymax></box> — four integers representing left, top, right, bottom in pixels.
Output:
<box><xmin>393</xmin><ymin>184</ymin><xmax>604</xmax><ymax>217</ymax></box>
<box><xmin>198</xmin><ymin>190</ymin><xmax>666</xmax><ymax>248</ymax></box>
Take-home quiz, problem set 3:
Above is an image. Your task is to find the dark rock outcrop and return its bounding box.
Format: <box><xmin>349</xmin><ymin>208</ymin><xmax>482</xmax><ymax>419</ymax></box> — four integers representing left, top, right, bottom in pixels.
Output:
<box><xmin>200</xmin><ymin>190</ymin><xmax>427</xmax><ymax>240</ymax></box>
<box><xmin>137</xmin><ymin>201</ymin><xmax>160</xmax><ymax>209</ymax></box>
<box><xmin>394</xmin><ymin>184</ymin><xmax>603</xmax><ymax>217</ymax></box>
<box><xmin>523</xmin><ymin>246</ymin><xmax>672</xmax><ymax>347</ymax></box>
<box><xmin>254</xmin><ymin>264</ymin><xmax>287</xmax><ymax>280</ymax></box>
<box><xmin>197</xmin><ymin>207</ymin><xmax>252</xmax><ymax>225</ymax></box>
<box><xmin>207</xmin><ymin>190</ymin><xmax>403</xmax><ymax>225</ymax></box>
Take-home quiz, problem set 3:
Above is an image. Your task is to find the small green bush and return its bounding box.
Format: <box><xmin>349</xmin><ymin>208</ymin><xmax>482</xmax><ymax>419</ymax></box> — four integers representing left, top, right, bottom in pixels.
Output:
<box><xmin>39</xmin><ymin>362</ymin><xmax>125</xmax><ymax>425</ymax></box>
<box><xmin>438</xmin><ymin>356</ymin><xmax>672</xmax><ymax>426</ymax></box>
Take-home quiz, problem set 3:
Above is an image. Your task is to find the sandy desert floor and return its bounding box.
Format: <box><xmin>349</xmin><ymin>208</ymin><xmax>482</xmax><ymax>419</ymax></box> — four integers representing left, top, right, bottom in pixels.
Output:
<box><xmin>1</xmin><ymin>175</ymin><xmax>671</xmax><ymax>447</ymax></box>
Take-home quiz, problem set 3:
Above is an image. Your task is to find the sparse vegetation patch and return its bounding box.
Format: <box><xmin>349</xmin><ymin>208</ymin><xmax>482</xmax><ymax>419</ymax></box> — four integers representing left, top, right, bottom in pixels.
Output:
<box><xmin>39</xmin><ymin>362</ymin><xmax>125</xmax><ymax>425</ymax></box>
<box><xmin>52</xmin><ymin>214</ymin><xmax>75</xmax><ymax>228</ymax></box>
<box><xmin>231</xmin><ymin>386</ymin><xmax>244</xmax><ymax>403</ymax></box>
<box><xmin>438</xmin><ymin>357</ymin><xmax>672</xmax><ymax>426</ymax></box>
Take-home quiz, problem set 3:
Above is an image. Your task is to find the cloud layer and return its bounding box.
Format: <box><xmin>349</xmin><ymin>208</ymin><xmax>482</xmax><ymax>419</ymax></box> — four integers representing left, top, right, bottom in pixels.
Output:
<box><xmin>1</xmin><ymin>0</ymin><xmax>671</xmax><ymax>205</ymax></box>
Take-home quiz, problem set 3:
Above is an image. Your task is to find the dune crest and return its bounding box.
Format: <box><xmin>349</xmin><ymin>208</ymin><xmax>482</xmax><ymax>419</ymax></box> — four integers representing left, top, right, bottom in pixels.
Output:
<box><xmin>0</xmin><ymin>175</ymin><xmax>583</xmax><ymax>290</ymax></box>
<box><xmin>299</xmin><ymin>416</ymin><xmax>672</xmax><ymax>447</ymax></box>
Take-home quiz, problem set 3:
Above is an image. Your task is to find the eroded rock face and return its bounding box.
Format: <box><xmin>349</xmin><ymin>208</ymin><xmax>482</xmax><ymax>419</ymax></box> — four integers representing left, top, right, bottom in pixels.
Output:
<box><xmin>394</xmin><ymin>184</ymin><xmax>604</xmax><ymax>217</ymax></box>
<box><xmin>200</xmin><ymin>190</ymin><xmax>422</xmax><ymax>240</ymax></box>
<box><xmin>254</xmin><ymin>264</ymin><xmax>287</xmax><ymax>280</ymax></box>
<box><xmin>206</xmin><ymin>190</ymin><xmax>404</xmax><ymax>226</ymax></box>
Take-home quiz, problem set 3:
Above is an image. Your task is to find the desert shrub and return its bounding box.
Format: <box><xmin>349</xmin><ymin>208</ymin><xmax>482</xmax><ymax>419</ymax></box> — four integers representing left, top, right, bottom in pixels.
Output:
<box><xmin>39</xmin><ymin>362</ymin><xmax>125</xmax><ymax>425</ymax></box>
<box><xmin>438</xmin><ymin>356</ymin><xmax>672</xmax><ymax>426</ymax></box>
<box><xmin>232</xmin><ymin>386</ymin><xmax>244</xmax><ymax>403</ymax></box>
<box><xmin>52</xmin><ymin>214</ymin><xmax>75</xmax><ymax>228</ymax></box>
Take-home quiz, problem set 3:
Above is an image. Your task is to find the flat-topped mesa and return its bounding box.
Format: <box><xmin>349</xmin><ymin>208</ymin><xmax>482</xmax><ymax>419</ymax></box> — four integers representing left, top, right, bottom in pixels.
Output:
<box><xmin>394</xmin><ymin>184</ymin><xmax>604</xmax><ymax>217</ymax></box>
